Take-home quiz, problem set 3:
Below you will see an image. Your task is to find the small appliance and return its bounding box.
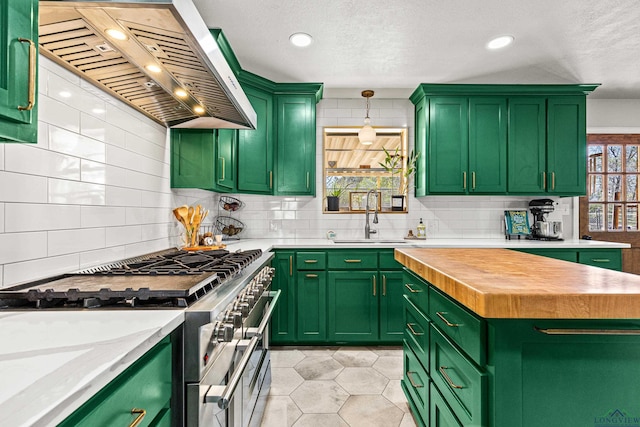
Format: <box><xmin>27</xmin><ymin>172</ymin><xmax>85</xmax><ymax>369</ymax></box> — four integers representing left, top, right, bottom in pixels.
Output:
<box><xmin>528</xmin><ymin>199</ymin><xmax>563</xmax><ymax>240</ymax></box>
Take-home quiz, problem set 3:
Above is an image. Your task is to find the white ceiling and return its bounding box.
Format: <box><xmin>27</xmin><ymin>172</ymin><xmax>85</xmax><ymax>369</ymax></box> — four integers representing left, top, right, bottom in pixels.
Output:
<box><xmin>194</xmin><ymin>0</ymin><xmax>640</xmax><ymax>99</ymax></box>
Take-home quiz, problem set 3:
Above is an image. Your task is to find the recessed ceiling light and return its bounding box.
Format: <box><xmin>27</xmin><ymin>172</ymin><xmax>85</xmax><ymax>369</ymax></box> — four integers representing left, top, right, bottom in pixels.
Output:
<box><xmin>145</xmin><ymin>64</ymin><xmax>162</xmax><ymax>73</ymax></box>
<box><xmin>175</xmin><ymin>89</ymin><xmax>188</xmax><ymax>98</ymax></box>
<box><xmin>289</xmin><ymin>32</ymin><xmax>313</xmax><ymax>47</ymax></box>
<box><xmin>105</xmin><ymin>28</ymin><xmax>127</xmax><ymax>41</ymax></box>
<box><xmin>193</xmin><ymin>105</ymin><xmax>205</xmax><ymax>114</ymax></box>
<box><xmin>487</xmin><ymin>35</ymin><xmax>514</xmax><ymax>50</ymax></box>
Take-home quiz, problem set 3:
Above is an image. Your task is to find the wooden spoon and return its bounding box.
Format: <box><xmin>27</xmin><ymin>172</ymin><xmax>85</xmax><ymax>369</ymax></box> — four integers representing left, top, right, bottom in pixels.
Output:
<box><xmin>175</xmin><ymin>205</ymin><xmax>189</xmax><ymax>228</ymax></box>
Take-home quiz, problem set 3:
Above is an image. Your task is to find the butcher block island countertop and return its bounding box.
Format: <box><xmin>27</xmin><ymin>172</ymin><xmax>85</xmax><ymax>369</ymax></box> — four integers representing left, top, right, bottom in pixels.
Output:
<box><xmin>395</xmin><ymin>247</ymin><xmax>640</xmax><ymax>319</ymax></box>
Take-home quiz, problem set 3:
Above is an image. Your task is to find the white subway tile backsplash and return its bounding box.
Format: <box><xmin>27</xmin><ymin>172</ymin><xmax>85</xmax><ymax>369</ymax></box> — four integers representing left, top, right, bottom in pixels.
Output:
<box><xmin>81</xmin><ymin>159</ymin><xmax>106</xmax><ymax>184</ymax></box>
<box><xmin>106</xmin><ymin>225</ymin><xmax>142</xmax><ymax>247</ymax></box>
<box><xmin>40</xmin><ymin>55</ymin><xmax>80</xmax><ymax>85</ymax></box>
<box><xmin>81</xmin><ymin>206</ymin><xmax>126</xmax><ymax>228</ymax></box>
<box><xmin>0</xmin><ymin>144</ymin><xmax>4</xmax><ymax>170</ymax></box>
<box><xmin>49</xmin><ymin>179</ymin><xmax>106</xmax><ymax>205</ymax></box>
<box><xmin>106</xmin><ymin>186</ymin><xmax>142</xmax><ymax>207</ymax></box>
<box><xmin>38</xmin><ymin>95</ymin><xmax>81</xmax><ymax>133</ymax></box>
<box><xmin>5</xmin><ymin>144</ymin><xmax>80</xmax><ymax>180</ymax></box>
<box><xmin>49</xmin><ymin>126</ymin><xmax>105</xmax><ymax>162</ymax></box>
<box><xmin>0</xmin><ymin>203</ymin><xmax>4</xmax><ymax>233</ymax></box>
<box><xmin>0</xmin><ymin>232</ymin><xmax>48</xmax><ymax>264</ymax></box>
<box><xmin>79</xmin><ymin>246</ymin><xmax>126</xmax><ymax>270</ymax></box>
<box><xmin>5</xmin><ymin>203</ymin><xmax>81</xmax><ymax>232</ymax></box>
<box><xmin>80</xmin><ymin>113</ymin><xmax>124</xmax><ymax>144</ymax></box>
<box><xmin>125</xmin><ymin>132</ymin><xmax>166</xmax><ymax>162</ymax></box>
<box><xmin>0</xmin><ymin>171</ymin><xmax>48</xmax><ymax>203</ymax></box>
<box><xmin>48</xmin><ymin>228</ymin><xmax>106</xmax><ymax>257</ymax></box>
<box><xmin>106</xmin><ymin>144</ymin><xmax>166</xmax><ymax>177</ymax></box>
<box><xmin>4</xmin><ymin>254</ymin><xmax>80</xmax><ymax>286</ymax></box>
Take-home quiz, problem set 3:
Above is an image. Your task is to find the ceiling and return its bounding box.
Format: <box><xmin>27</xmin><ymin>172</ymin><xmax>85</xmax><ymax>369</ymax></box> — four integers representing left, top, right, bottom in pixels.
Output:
<box><xmin>194</xmin><ymin>0</ymin><xmax>640</xmax><ymax>99</ymax></box>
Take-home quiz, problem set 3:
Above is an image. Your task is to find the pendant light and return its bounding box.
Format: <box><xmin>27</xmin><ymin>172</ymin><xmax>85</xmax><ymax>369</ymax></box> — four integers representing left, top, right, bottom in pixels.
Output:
<box><xmin>358</xmin><ymin>90</ymin><xmax>376</xmax><ymax>145</ymax></box>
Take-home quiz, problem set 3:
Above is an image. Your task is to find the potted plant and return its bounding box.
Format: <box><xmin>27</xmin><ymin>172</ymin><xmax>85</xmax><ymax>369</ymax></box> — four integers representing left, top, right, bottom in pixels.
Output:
<box><xmin>326</xmin><ymin>178</ymin><xmax>350</xmax><ymax>211</ymax></box>
<box><xmin>379</xmin><ymin>147</ymin><xmax>420</xmax><ymax>211</ymax></box>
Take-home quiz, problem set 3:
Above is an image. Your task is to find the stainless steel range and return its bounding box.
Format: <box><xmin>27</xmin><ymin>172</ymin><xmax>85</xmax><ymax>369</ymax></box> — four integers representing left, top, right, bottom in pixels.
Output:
<box><xmin>0</xmin><ymin>247</ymin><xmax>278</xmax><ymax>427</ymax></box>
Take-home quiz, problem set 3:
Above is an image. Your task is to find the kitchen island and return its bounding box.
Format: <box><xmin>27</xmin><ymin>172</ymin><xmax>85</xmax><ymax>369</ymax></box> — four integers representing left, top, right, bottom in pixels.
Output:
<box><xmin>395</xmin><ymin>248</ymin><xmax>640</xmax><ymax>427</ymax></box>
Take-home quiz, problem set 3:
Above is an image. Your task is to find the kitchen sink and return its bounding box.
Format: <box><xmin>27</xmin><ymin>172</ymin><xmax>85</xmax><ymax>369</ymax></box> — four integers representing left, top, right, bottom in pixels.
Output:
<box><xmin>332</xmin><ymin>239</ymin><xmax>409</xmax><ymax>244</ymax></box>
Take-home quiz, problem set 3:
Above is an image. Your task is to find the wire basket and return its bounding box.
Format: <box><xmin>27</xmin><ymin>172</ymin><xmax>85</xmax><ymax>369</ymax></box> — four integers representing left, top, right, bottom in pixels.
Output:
<box><xmin>219</xmin><ymin>196</ymin><xmax>244</xmax><ymax>212</ymax></box>
<box><xmin>215</xmin><ymin>216</ymin><xmax>245</xmax><ymax>239</ymax></box>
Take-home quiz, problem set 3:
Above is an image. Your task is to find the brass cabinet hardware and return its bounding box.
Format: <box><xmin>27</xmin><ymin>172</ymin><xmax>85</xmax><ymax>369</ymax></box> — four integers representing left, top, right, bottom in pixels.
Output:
<box><xmin>406</xmin><ymin>323</ymin><xmax>423</xmax><ymax>336</ymax></box>
<box><xmin>219</xmin><ymin>157</ymin><xmax>225</xmax><ymax>181</ymax></box>
<box><xmin>590</xmin><ymin>258</ymin><xmax>611</xmax><ymax>263</ymax></box>
<box><xmin>344</xmin><ymin>259</ymin><xmax>362</xmax><ymax>263</ymax></box>
<box><xmin>306</xmin><ymin>171</ymin><xmax>310</xmax><ymax>189</ymax></box>
<box><xmin>129</xmin><ymin>408</ymin><xmax>147</xmax><ymax>427</ymax></box>
<box><xmin>372</xmin><ymin>275</ymin><xmax>376</xmax><ymax>296</ymax></box>
<box><xmin>304</xmin><ymin>259</ymin><xmax>318</xmax><ymax>264</ymax></box>
<box><xmin>17</xmin><ymin>38</ymin><xmax>36</xmax><ymax>111</ymax></box>
<box><xmin>289</xmin><ymin>256</ymin><xmax>293</xmax><ymax>276</ymax></box>
<box><xmin>436</xmin><ymin>311</ymin><xmax>461</xmax><ymax>327</ymax></box>
<box><xmin>543</xmin><ymin>171</ymin><xmax>547</xmax><ymax>189</ymax></box>
<box><xmin>269</xmin><ymin>171</ymin><xmax>273</xmax><ymax>189</ymax></box>
<box><xmin>551</xmin><ymin>171</ymin><xmax>555</xmax><ymax>190</ymax></box>
<box><xmin>535</xmin><ymin>326</ymin><xmax>640</xmax><ymax>335</ymax></box>
<box><xmin>305</xmin><ymin>274</ymin><xmax>318</xmax><ymax>278</ymax></box>
<box><xmin>406</xmin><ymin>371</ymin><xmax>423</xmax><ymax>388</ymax></box>
<box><xmin>439</xmin><ymin>366</ymin><xmax>464</xmax><ymax>389</ymax></box>
<box><xmin>382</xmin><ymin>274</ymin><xmax>387</xmax><ymax>296</ymax></box>
<box><xmin>404</xmin><ymin>283</ymin><xmax>423</xmax><ymax>293</ymax></box>
<box><xmin>472</xmin><ymin>171</ymin><xmax>476</xmax><ymax>190</ymax></box>
<box><xmin>463</xmin><ymin>171</ymin><xmax>467</xmax><ymax>190</ymax></box>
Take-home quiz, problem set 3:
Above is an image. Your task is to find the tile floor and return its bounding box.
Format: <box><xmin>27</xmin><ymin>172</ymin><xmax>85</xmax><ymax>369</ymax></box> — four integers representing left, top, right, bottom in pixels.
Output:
<box><xmin>261</xmin><ymin>346</ymin><xmax>418</xmax><ymax>427</ymax></box>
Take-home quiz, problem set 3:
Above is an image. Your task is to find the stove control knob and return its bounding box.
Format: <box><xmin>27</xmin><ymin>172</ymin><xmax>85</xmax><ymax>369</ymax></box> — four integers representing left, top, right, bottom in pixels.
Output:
<box><xmin>233</xmin><ymin>301</ymin><xmax>250</xmax><ymax>317</ymax></box>
<box><xmin>214</xmin><ymin>322</ymin><xmax>235</xmax><ymax>342</ymax></box>
<box><xmin>252</xmin><ymin>282</ymin><xmax>265</xmax><ymax>295</ymax></box>
<box><xmin>224</xmin><ymin>310</ymin><xmax>243</xmax><ymax>328</ymax></box>
<box><xmin>241</xmin><ymin>292</ymin><xmax>256</xmax><ymax>309</ymax></box>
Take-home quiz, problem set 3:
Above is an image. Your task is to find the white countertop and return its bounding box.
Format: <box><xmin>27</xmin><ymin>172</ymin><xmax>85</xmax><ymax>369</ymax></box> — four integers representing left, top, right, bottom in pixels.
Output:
<box><xmin>0</xmin><ymin>310</ymin><xmax>184</xmax><ymax>427</ymax></box>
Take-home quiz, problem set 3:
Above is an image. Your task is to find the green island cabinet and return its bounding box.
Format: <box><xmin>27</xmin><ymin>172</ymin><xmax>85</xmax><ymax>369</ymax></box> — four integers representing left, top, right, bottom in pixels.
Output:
<box><xmin>513</xmin><ymin>247</ymin><xmax>622</xmax><ymax>271</ymax></box>
<box><xmin>270</xmin><ymin>249</ymin><xmax>404</xmax><ymax>345</ymax></box>
<box><xmin>401</xmin><ymin>264</ymin><xmax>639</xmax><ymax>427</ymax></box>
<box><xmin>409</xmin><ymin>84</ymin><xmax>599</xmax><ymax>197</ymax></box>
<box><xmin>0</xmin><ymin>0</ymin><xmax>38</xmax><ymax>143</ymax></box>
<box><xmin>58</xmin><ymin>334</ymin><xmax>176</xmax><ymax>427</ymax></box>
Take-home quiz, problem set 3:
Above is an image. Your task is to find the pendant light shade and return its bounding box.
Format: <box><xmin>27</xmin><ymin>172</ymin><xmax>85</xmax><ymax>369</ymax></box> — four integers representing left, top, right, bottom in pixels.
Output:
<box><xmin>358</xmin><ymin>90</ymin><xmax>376</xmax><ymax>145</ymax></box>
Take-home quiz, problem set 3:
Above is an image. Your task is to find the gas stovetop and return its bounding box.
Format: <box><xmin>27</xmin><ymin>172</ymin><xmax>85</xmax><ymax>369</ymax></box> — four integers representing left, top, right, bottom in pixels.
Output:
<box><xmin>0</xmin><ymin>248</ymin><xmax>263</xmax><ymax>309</ymax></box>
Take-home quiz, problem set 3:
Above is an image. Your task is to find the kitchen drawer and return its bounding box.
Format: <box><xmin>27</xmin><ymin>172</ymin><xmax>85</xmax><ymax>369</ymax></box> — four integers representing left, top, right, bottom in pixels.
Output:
<box><xmin>379</xmin><ymin>250</ymin><xmax>402</xmax><ymax>269</ymax></box>
<box><xmin>405</xmin><ymin>295</ymin><xmax>429</xmax><ymax>371</ymax></box>
<box><xmin>430</xmin><ymin>325</ymin><xmax>487</xmax><ymax>426</ymax></box>
<box><xmin>328</xmin><ymin>251</ymin><xmax>378</xmax><ymax>269</ymax></box>
<box><xmin>578</xmin><ymin>249</ymin><xmax>622</xmax><ymax>271</ymax></box>
<box><xmin>402</xmin><ymin>341</ymin><xmax>430</xmax><ymax>424</ymax></box>
<box><xmin>59</xmin><ymin>338</ymin><xmax>172</xmax><ymax>427</ymax></box>
<box><xmin>403</xmin><ymin>269</ymin><xmax>429</xmax><ymax>313</ymax></box>
<box><xmin>296</xmin><ymin>251</ymin><xmax>326</xmax><ymax>270</ymax></box>
<box><xmin>430</xmin><ymin>383</ymin><xmax>463</xmax><ymax>427</ymax></box>
<box><xmin>429</xmin><ymin>286</ymin><xmax>486</xmax><ymax>366</ymax></box>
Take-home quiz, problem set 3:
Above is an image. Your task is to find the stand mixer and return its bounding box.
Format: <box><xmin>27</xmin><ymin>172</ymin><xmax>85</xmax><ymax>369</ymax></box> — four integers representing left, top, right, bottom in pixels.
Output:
<box><xmin>529</xmin><ymin>199</ymin><xmax>563</xmax><ymax>240</ymax></box>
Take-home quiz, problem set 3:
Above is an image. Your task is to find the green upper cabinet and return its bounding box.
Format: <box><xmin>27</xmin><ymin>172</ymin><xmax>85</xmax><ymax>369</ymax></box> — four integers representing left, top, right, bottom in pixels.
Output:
<box><xmin>275</xmin><ymin>94</ymin><xmax>316</xmax><ymax>196</ymax></box>
<box><xmin>237</xmin><ymin>84</ymin><xmax>274</xmax><ymax>194</ymax></box>
<box><xmin>0</xmin><ymin>0</ymin><xmax>38</xmax><ymax>143</ymax></box>
<box><xmin>216</xmin><ymin>129</ymin><xmax>237</xmax><ymax>192</ymax></box>
<box><xmin>410</xmin><ymin>84</ymin><xmax>598</xmax><ymax>197</ymax></box>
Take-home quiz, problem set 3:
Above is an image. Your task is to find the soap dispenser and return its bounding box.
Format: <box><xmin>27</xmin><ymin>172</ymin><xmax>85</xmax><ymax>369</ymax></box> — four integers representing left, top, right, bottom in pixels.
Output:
<box><xmin>417</xmin><ymin>218</ymin><xmax>426</xmax><ymax>238</ymax></box>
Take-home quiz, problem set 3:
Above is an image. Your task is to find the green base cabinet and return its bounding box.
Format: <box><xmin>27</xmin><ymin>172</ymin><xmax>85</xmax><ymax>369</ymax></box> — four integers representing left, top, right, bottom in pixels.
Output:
<box><xmin>379</xmin><ymin>270</ymin><xmax>404</xmax><ymax>342</ymax></box>
<box><xmin>0</xmin><ymin>0</ymin><xmax>38</xmax><ymax>143</ymax></box>
<box><xmin>271</xmin><ymin>251</ymin><xmax>296</xmax><ymax>344</ymax></box>
<box><xmin>58</xmin><ymin>336</ymin><xmax>173</xmax><ymax>427</ymax></box>
<box><xmin>514</xmin><ymin>248</ymin><xmax>622</xmax><ymax>271</ymax></box>
<box><xmin>297</xmin><ymin>251</ymin><xmax>327</xmax><ymax>342</ymax></box>
<box><xmin>327</xmin><ymin>270</ymin><xmax>379</xmax><ymax>342</ymax></box>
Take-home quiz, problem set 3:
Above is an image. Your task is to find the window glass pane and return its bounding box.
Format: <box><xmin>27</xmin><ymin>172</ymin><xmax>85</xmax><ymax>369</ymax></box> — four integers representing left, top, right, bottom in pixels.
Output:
<box><xmin>627</xmin><ymin>175</ymin><xmax>638</xmax><ymax>201</ymax></box>
<box><xmin>588</xmin><ymin>145</ymin><xmax>603</xmax><ymax>172</ymax></box>
<box><xmin>588</xmin><ymin>175</ymin><xmax>604</xmax><ymax>201</ymax></box>
<box><xmin>608</xmin><ymin>203</ymin><xmax>624</xmax><ymax>230</ymax></box>
<box><xmin>627</xmin><ymin>205</ymin><xmax>638</xmax><ymax>231</ymax></box>
<box><xmin>589</xmin><ymin>203</ymin><xmax>605</xmax><ymax>231</ymax></box>
<box><xmin>607</xmin><ymin>175</ymin><xmax>622</xmax><ymax>201</ymax></box>
<box><xmin>627</xmin><ymin>146</ymin><xmax>639</xmax><ymax>172</ymax></box>
<box><xmin>607</xmin><ymin>145</ymin><xmax>623</xmax><ymax>172</ymax></box>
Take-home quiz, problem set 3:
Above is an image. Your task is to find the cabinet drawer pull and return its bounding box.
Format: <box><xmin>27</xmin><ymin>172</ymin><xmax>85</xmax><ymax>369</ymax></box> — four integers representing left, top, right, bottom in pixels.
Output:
<box><xmin>551</xmin><ymin>172</ymin><xmax>555</xmax><ymax>190</ymax></box>
<box><xmin>219</xmin><ymin>157</ymin><xmax>225</xmax><ymax>181</ymax></box>
<box><xmin>591</xmin><ymin>258</ymin><xmax>611</xmax><ymax>263</ymax></box>
<box><xmin>472</xmin><ymin>171</ymin><xmax>476</xmax><ymax>190</ymax></box>
<box><xmin>535</xmin><ymin>326</ymin><xmax>640</xmax><ymax>336</ymax></box>
<box><xmin>372</xmin><ymin>275</ymin><xmax>376</xmax><ymax>296</ymax></box>
<box><xmin>462</xmin><ymin>171</ymin><xmax>467</xmax><ymax>190</ymax></box>
<box><xmin>439</xmin><ymin>366</ymin><xmax>464</xmax><ymax>389</ymax></box>
<box><xmin>129</xmin><ymin>408</ymin><xmax>147</xmax><ymax>427</ymax></box>
<box><xmin>407</xmin><ymin>323</ymin><xmax>424</xmax><ymax>336</ymax></box>
<box><xmin>382</xmin><ymin>274</ymin><xmax>387</xmax><ymax>296</ymax></box>
<box><xmin>436</xmin><ymin>311</ymin><xmax>461</xmax><ymax>327</ymax></box>
<box><xmin>289</xmin><ymin>256</ymin><xmax>293</xmax><ymax>276</ymax></box>
<box><xmin>305</xmin><ymin>274</ymin><xmax>318</xmax><ymax>278</ymax></box>
<box><xmin>404</xmin><ymin>283</ymin><xmax>423</xmax><ymax>293</ymax></box>
<box><xmin>406</xmin><ymin>371</ymin><xmax>424</xmax><ymax>388</ymax></box>
<box><xmin>17</xmin><ymin>38</ymin><xmax>37</xmax><ymax>111</ymax></box>
<box><xmin>270</xmin><ymin>171</ymin><xmax>273</xmax><ymax>189</ymax></box>
<box><xmin>344</xmin><ymin>259</ymin><xmax>362</xmax><ymax>263</ymax></box>
<box><xmin>304</xmin><ymin>259</ymin><xmax>318</xmax><ymax>264</ymax></box>
<box><xmin>542</xmin><ymin>171</ymin><xmax>547</xmax><ymax>190</ymax></box>
<box><xmin>306</xmin><ymin>171</ymin><xmax>310</xmax><ymax>189</ymax></box>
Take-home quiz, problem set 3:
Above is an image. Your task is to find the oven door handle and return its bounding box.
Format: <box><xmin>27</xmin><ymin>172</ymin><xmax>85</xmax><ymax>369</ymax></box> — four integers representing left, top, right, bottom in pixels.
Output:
<box><xmin>204</xmin><ymin>290</ymin><xmax>281</xmax><ymax>409</ymax></box>
<box><xmin>245</xmin><ymin>289</ymin><xmax>282</xmax><ymax>339</ymax></box>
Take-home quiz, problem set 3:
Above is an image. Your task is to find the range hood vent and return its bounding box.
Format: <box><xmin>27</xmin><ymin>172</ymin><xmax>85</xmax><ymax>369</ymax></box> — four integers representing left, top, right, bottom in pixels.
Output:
<box><xmin>39</xmin><ymin>0</ymin><xmax>257</xmax><ymax>129</ymax></box>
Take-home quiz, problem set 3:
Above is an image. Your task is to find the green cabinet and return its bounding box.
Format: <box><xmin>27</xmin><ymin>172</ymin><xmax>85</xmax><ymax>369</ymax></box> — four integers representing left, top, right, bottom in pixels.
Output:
<box><xmin>379</xmin><ymin>270</ymin><xmax>404</xmax><ymax>342</ymax></box>
<box><xmin>59</xmin><ymin>336</ymin><xmax>173</xmax><ymax>427</ymax></box>
<box><xmin>414</xmin><ymin>97</ymin><xmax>428</xmax><ymax>197</ymax></box>
<box><xmin>514</xmin><ymin>248</ymin><xmax>622</xmax><ymax>271</ymax></box>
<box><xmin>216</xmin><ymin>129</ymin><xmax>237</xmax><ymax>191</ymax></box>
<box><xmin>0</xmin><ymin>0</ymin><xmax>38</xmax><ymax>143</ymax></box>
<box><xmin>275</xmin><ymin>94</ymin><xmax>316</xmax><ymax>196</ymax></box>
<box><xmin>327</xmin><ymin>270</ymin><xmax>379</xmax><ymax>342</ymax></box>
<box><xmin>297</xmin><ymin>251</ymin><xmax>327</xmax><ymax>342</ymax></box>
<box><xmin>271</xmin><ymin>251</ymin><xmax>296</xmax><ymax>344</ymax></box>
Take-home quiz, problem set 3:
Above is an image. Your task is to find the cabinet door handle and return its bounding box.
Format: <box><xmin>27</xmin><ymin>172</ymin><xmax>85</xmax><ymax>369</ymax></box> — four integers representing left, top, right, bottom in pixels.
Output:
<box><xmin>344</xmin><ymin>259</ymin><xmax>362</xmax><ymax>263</ymax></box>
<box><xmin>406</xmin><ymin>323</ymin><xmax>424</xmax><ymax>336</ymax></box>
<box><xmin>269</xmin><ymin>171</ymin><xmax>273</xmax><ymax>189</ymax></box>
<box><xmin>551</xmin><ymin>172</ymin><xmax>555</xmax><ymax>190</ymax></box>
<box><xmin>128</xmin><ymin>408</ymin><xmax>147</xmax><ymax>427</ymax></box>
<box><xmin>542</xmin><ymin>171</ymin><xmax>547</xmax><ymax>190</ymax></box>
<box><xmin>17</xmin><ymin>38</ymin><xmax>37</xmax><ymax>111</ymax></box>
<box><xmin>439</xmin><ymin>366</ymin><xmax>464</xmax><ymax>389</ymax></box>
<box><xmin>382</xmin><ymin>274</ymin><xmax>387</xmax><ymax>296</ymax></box>
<box><xmin>219</xmin><ymin>157</ymin><xmax>225</xmax><ymax>181</ymax></box>
<box><xmin>591</xmin><ymin>258</ymin><xmax>611</xmax><ymax>263</ymax></box>
<box><xmin>305</xmin><ymin>274</ymin><xmax>318</xmax><ymax>278</ymax></box>
<box><xmin>404</xmin><ymin>283</ymin><xmax>423</xmax><ymax>293</ymax></box>
<box><xmin>406</xmin><ymin>371</ymin><xmax>424</xmax><ymax>388</ymax></box>
<box><xmin>462</xmin><ymin>171</ymin><xmax>467</xmax><ymax>190</ymax></box>
<box><xmin>436</xmin><ymin>311</ymin><xmax>461</xmax><ymax>327</ymax></box>
<box><xmin>306</xmin><ymin>171</ymin><xmax>310</xmax><ymax>189</ymax></box>
<box><xmin>289</xmin><ymin>256</ymin><xmax>293</xmax><ymax>276</ymax></box>
<box><xmin>534</xmin><ymin>326</ymin><xmax>640</xmax><ymax>335</ymax></box>
<box><xmin>472</xmin><ymin>171</ymin><xmax>476</xmax><ymax>190</ymax></box>
<box><xmin>372</xmin><ymin>275</ymin><xmax>376</xmax><ymax>296</ymax></box>
<box><xmin>304</xmin><ymin>259</ymin><xmax>318</xmax><ymax>264</ymax></box>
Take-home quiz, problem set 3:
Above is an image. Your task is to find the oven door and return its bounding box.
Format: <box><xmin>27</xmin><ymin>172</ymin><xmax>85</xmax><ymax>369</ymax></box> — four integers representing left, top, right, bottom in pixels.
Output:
<box><xmin>193</xmin><ymin>290</ymin><xmax>280</xmax><ymax>427</ymax></box>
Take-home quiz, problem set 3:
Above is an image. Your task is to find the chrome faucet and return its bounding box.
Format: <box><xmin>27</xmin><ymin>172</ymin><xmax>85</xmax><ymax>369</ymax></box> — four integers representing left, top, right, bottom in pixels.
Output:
<box><xmin>364</xmin><ymin>189</ymin><xmax>379</xmax><ymax>239</ymax></box>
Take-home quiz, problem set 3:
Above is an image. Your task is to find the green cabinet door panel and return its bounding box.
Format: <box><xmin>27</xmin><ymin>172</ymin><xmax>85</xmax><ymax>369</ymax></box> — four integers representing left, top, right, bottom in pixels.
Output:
<box><xmin>507</xmin><ymin>98</ymin><xmax>547</xmax><ymax>193</ymax></box>
<box><xmin>170</xmin><ymin>129</ymin><xmax>215</xmax><ymax>189</ymax></box>
<box><xmin>297</xmin><ymin>271</ymin><xmax>327</xmax><ymax>342</ymax></box>
<box><xmin>271</xmin><ymin>252</ymin><xmax>296</xmax><ymax>344</ymax></box>
<box><xmin>59</xmin><ymin>337</ymin><xmax>172</xmax><ymax>427</ymax></box>
<box><xmin>515</xmin><ymin>248</ymin><xmax>578</xmax><ymax>263</ymax></box>
<box><xmin>414</xmin><ymin>97</ymin><xmax>428</xmax><ymax>197</ymax></box>
<box><xmin>429</xmin><ymin>97</ymin><xmax>469</xmax><ymax>194</ymax></box>
<box><xmin>0</xmin><ymin>0</ymin><xmax>38</xmax><ymax>143</ymax></box>
<box><xmin>468</xmin><ymin>97</ymin><xmax>507</xmax><ymax>193</ymax></box>
<box><xmin>379</xmin><ymin>270</ymin><xmax>404</xmax><ymax>343</ymax></box>
<box><xmin>275</xmin><ymin>95</ymin><xmax>315</xmax><ymax>196</ymax></box>
<box><xmin>216</xmin><ymin>129</ymin><xmax>237</xmax><ymax>191</ymax></box>
<box><xmin>547</xmin><ymin>96</ymin><xmax>587</xmax><ymax>195</ymax></box>
<box><xmin>328</xmin><ymin>271</ymin><xmax>379</xmax><ymax>342</ymax></box>
<box><xmin>430</xmin><ymin>383</ymin><xmax>463</xmax><ymax>427</ymax></box>
<box><xmin>238</xmin><ymin>85</ymin><xmax>274</xmax><ymax>193</ymax></box>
